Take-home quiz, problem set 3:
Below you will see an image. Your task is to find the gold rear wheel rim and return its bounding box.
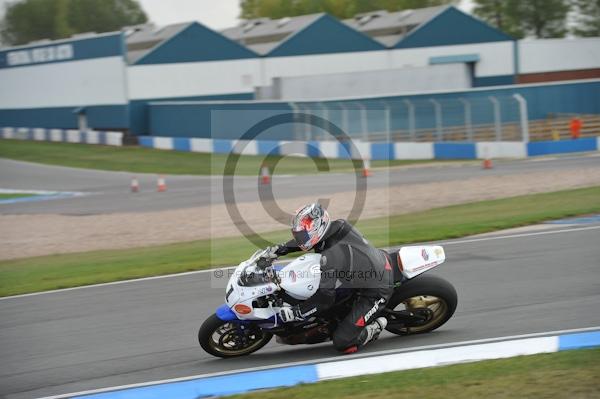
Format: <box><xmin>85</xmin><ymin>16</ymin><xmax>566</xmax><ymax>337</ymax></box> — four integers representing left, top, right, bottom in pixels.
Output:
<box><xmin>398</xmin><ymin>295</ymin><xmax>448</xmax><ymax>333</ymax></box>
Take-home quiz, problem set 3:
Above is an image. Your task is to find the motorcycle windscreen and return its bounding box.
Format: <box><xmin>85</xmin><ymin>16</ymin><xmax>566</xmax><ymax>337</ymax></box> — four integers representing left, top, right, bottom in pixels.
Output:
<box><xmin>238</xmin><ymin>265</ymin><xmax>270</xmax><ymax>286</ymax></box>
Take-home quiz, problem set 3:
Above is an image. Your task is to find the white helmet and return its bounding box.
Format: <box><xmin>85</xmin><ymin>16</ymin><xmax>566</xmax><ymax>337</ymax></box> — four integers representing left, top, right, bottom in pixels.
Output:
<box><xmin>291</xmin><ymin>203</ymin><xmax>331</xmax><ymax>251</ymax></box>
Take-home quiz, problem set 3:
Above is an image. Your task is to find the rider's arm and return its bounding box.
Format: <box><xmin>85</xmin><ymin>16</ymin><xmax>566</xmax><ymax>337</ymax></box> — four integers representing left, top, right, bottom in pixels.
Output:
<box><xmin>297</xmin><ymin>263</ymin><xmax>337</xmax><ymax>318</ymax></box>
<box><xmin>274</xmin><ymin>239</ymin><xmax>302</xmax><ymax>256</ymax></box>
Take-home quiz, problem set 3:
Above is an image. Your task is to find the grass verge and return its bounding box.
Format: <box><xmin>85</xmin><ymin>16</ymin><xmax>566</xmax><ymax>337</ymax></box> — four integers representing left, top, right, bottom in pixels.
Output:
<box><xmin>1</xmin><ymin>186</ymin><xmax>599</xmax><ymax>297</ymax></box>
<box><xmin>0</xmin><ymin>193</ymin><xmax>36</xmax><ymax>200</ymax></box>
<box><xmin>0</xmin><ymin>139</ymin><xmax>430</xmax><ymax>175</ymax></box>
<box><xmin>229</xmin><ymin>348</ymin><xmax>600</xmax><ymax>399</ymax></box>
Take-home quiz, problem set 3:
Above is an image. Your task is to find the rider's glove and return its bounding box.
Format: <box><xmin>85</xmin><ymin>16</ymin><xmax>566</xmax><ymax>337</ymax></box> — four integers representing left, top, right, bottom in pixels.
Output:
<box><xmin>279</xmin><ymin>305</ymin><xmax>303</xmax><ymax>323</ymax></box>
<box><xmin>264</xmin><ymin>244</ymin><xmax>281</xmax><ymax>259</ymax></box>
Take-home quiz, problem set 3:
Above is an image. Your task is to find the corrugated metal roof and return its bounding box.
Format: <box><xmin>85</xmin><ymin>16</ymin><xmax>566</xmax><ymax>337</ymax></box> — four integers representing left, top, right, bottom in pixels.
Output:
<box><xmin>343</xmin><ymin>5</ymin><xmax>447</xmax><ymax>47</ymax></box>
<box><xmin>125</xmin><ymin>22</ymin><xmax>192</xmax><ymax>63</ymax></box>
<box><xmin>221</xmin><ymin>13</ymin><xmax>323</xmax><ymax>55</ymax></box>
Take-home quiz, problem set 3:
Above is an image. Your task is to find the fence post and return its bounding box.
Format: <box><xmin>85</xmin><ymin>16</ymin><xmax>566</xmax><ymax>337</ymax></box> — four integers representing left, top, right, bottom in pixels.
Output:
<box><xmin>429</xmin><ymin>99</ymin><xmax>443</xmax><ymax>141</ymax></box>
<box><xmin>302</xmin><ymin>103</ymin><xmax>312</xmax><ymax>141</ymax></box>
<box><xmin>357</xmin><ymin>102</ymin><xmax>369</xmax><ymax>141</ymax></box>
<box><xmin>489</xmin><ymin>96</ymin><xmax>502</xmax><ymax>141</ymax></box>
<box><xmin>289</xmin><ymin>102</ymin><xmax>301</xmax><ymax>141</ymax></box>
<box><xmin>459</xmin><ymin>98</ymin><xmax>473</xmax><ymax>141</ymax></box>
<box><xmin>403</xmin><ymin>99</ymin><xmax>416</xmax><ymax>141</ymax></box>
<box><xmin>381</xmin><ymin>100</ymin><xmax>392</xmax><ymax>143</ymax></box>
<box><xmin>513</xmin><ymin>94</ymin><xmax>530</xmax><ymax>143</ymax></box>
<box><xmin>338</xmin><ymin>102</ymin><xmax>350</xmax><ymax>136</ymax></box>
<box><xmin>318</xmin><ymin>102</ymin><xmax>330</xmax><ymax>141</ymax></box>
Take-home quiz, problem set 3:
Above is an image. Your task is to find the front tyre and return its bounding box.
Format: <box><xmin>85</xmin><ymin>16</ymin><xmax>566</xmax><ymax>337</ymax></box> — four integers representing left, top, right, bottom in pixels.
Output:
<box><xmin>385</xmin><ymin>274</ymin><xmax>457</xmax><ymax>335</ymax></box>
<box><xmin>198</xmin><ymin>314</ymin><xmax>272</xmax><ymax>358</ymax></box>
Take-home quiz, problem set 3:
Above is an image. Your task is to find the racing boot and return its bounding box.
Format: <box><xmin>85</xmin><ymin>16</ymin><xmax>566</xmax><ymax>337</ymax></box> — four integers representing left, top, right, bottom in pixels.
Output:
<box><xmin>359</xmin><ymin>317</ymin><xmax>387</xmax><ymax>347</ymax></box>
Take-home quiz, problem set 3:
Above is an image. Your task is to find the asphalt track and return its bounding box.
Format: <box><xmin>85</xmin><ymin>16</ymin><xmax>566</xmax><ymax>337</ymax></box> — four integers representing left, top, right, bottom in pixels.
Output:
<box><xmin>0</xmin><ymin>153</ymin><xmax>599</xmax><ymax>215</ymax></box>
<box><xmin>1</xmin><ymin>222</ymin><xmax>599</xmax><ymax>399</ymax></box>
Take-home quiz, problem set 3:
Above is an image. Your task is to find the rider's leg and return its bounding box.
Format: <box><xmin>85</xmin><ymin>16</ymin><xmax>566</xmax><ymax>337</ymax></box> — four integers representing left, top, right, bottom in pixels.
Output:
<box><xmin>332</xmin><ymin>288</ymin><xmax>393</xmax><ymax>353</ymax></box>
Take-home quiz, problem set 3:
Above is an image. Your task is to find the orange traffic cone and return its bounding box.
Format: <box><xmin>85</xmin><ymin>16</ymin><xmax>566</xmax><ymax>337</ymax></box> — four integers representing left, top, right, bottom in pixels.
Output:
<box><xmin>131</xmin><ymin>177</ymin><xmax>139</xmax><ymax>193</ymax></box>
<box><xmin>260</xmin><ymin>164</ymin><xmax>271</xmax><ymax>185</ymax></box>
<box><xmin>157</xmin><ymin>175</ymin><xmax>167</xmax><ymax>192</ymax></box>
<box><xmin>361</xmin><ymin>158</ymin><xmax>371</xmax><ymax>177</ymax></box>
<box><xmin>481</xmin><ymin>146</ymin><xmax>493</xmax><ymax>170</ymax></box>
<box><xmin>482</xmin><ymin>158</ymin><xmax>493</xmax><ymax>169</ymax></box>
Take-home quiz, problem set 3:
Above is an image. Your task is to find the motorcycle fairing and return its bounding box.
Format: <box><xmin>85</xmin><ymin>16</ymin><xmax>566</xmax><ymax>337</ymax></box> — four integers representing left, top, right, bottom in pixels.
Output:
<box><xmin>398</xmin><ymin>245</ymin><xmax>445</xmax><ymax>279</ymax></box>
<box><xmin>278</xmin><ymin>253</ymin><xmax>321</xmax><ymax>300</ymax></box>
<box><xmin>216</xmin><ymin>303</ymin><xmax>237</xmax><ymax>321</ymax></box>
<box><xmin>223</xmin><ymin>252</ymin><xmax>321</xmax><ymax>321</ymax></box>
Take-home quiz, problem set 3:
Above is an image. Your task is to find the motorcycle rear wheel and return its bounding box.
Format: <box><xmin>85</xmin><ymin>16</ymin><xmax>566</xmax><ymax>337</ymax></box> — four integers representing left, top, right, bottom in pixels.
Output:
<box><xmin>385</xmin><ymin>274</ymin><xmax>457</xmax><ymax>335</ymax></box>
<box><xmin>199</xmin><ymin>314</ymin><xmax>273</xmax><ymax>358</ymax></box>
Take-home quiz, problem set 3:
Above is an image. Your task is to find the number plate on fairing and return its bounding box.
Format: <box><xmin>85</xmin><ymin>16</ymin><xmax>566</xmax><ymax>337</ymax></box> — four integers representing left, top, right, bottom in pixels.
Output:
<box><xmin>399</xmin><ymin>245</ymin><xmax>445</xmax><ymax>279</ymax></box>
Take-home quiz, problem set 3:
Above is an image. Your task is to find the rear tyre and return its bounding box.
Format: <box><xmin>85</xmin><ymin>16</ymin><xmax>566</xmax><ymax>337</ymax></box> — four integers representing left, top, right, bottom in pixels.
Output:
<box><xmin>198</xmin><ymin>314</ymin><xmax>273</xmax><ymax>358</ymax></box>
<box><xmin>385</xmin><ymin>274</ymin><xmax>457</xmax><ymax>335</ymax></box>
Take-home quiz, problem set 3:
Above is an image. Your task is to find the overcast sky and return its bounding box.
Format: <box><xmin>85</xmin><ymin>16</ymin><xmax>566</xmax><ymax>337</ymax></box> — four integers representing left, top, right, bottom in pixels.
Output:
<box><xmin>139</xmin><ymin>0</ymin><xmax>474</xmax><ymax>30</ymax></box>
<box><xmin>0</xmin><ymin>0</ymin><xmax>474</xmax><ymax>31</ymax></box>
<box><xmin>137</xmin><ymin>0</ymin><xmax>240</xmax><ymax>30</ymax></box>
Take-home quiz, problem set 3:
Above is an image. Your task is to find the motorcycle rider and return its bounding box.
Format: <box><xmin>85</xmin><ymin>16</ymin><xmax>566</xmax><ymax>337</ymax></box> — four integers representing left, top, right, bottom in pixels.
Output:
<box><xmin>264</xmin><ymin>203</ymin><xmax>394</xmax><ymax>353</ymax></box>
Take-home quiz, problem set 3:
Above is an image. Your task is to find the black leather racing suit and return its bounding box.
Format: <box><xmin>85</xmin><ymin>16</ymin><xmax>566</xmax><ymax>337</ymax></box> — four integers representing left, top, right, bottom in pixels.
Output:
<box><xmin>276</xmin><ymin>219</ymin><xmax>394</xmax><ymax>351</ymax></box>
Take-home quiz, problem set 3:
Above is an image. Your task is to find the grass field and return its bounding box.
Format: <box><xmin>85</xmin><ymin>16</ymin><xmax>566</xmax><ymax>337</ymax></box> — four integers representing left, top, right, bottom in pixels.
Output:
<box><xmin>0</xmin><ymin>193</ymin><xmax>36</xmax><ymax>200</ymax></box>
<box><xmin>1</xmin><ymin>186</ymin><xmax>599</xmax><ymax>297</ymax></box>
<box><xmin>0</xmin><ymin>139</ymin><xmax>434</xmax><ymax>175</ymax></box>
<box><xmin>230</xmin><ymin>348</ymin><xmax>600</xmax><ymax>399</ymax></box>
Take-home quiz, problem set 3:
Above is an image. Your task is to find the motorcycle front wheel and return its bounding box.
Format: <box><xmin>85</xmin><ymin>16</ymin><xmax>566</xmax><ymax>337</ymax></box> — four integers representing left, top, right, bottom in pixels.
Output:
<box><xmin>385</xmin><ymin>274</ymin><xmax>457</xmax><ymax>335</ymax></box>
<box><xmin>198</xmin><ymin>314</ymin><xmax>273</xmax><ymax>358</ymax></box>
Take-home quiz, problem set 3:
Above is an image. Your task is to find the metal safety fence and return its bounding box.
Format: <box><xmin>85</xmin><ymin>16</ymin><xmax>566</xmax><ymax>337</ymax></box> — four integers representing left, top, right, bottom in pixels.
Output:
<box><xmin>290</xmin><ymin>94</ymin><xmax>530</xmax><ymax>143</ymax></box>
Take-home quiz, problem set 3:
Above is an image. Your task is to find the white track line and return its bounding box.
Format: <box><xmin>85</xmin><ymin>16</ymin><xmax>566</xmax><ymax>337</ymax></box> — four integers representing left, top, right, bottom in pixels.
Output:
<box><xmin>37</xmin><ymin>325</ymin><xmax>600</xmax><ymax>399</ymax></box>
<box><xmin>438</xmin><ymin>224</ymin><xmax>600</xmax><ymax>246</ymax></box>
<box><xmin>0</xmin><ymin>188</ymin><xmax>87</xmax><ymax>196</ymax></box>
<box><xmin>0</xmin><ymin>260</ymin><xmax>291</xmax><ymax>300</ymax></box>
<box><xmin>2</xmin><ymin>224</ymin><xmax>599</xmax><ymax>301</ymax></box>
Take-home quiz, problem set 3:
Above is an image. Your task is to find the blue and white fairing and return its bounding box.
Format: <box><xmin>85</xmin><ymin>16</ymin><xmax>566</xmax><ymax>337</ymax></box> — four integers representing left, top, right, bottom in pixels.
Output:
<box><xmin>220</xmin><ymin>250</ymin><xmax>322</xmax><ymax>322</ymax></box>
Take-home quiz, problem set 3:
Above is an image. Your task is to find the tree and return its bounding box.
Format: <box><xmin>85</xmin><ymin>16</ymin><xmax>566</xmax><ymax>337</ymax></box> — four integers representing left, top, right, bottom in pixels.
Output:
<box><xmin>240</xmin><ymin>0</ymin><xmax>457</xmax><ymax>21</ymax></box>
<box><xmin>572</xmin><ymin>0</ymin><xmax>600</xmax><ymax>36</ymax></box>
<box><xmin>473</xmin><ymin>0</ymin><xmax>570</xmax><ymax>38</ymax></box>
<box><xmin>518</xmin><ymin>0</ymin><xmax>569</xmax><ymax>38</ymax></box>
<box><xmin>67</xmin><ymin>0</ymin><xmax>147</xmax><ymax>35</ymax></box>
<box><xmin>0</xmin><ymin>0</ymin><xmax>147</xmax><ymax>46</ymax></box>
<box><xmin>473</xmin><ymin>0</ymin><xmax>521</xmax><ymax>37</ymax></box>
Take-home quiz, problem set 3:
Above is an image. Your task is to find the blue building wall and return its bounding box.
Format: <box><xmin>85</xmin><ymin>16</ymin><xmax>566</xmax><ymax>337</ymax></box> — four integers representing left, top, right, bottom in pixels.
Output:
<box><xmin>473</xmin><ymin>75</ymin><xmax>516</xmax><ymax>87</ymax></box>
<box><xmin>134</xmin><ymin>22</ymin><xmax>257</xmax><ymax>65</ymax></box>
<box><xmin>268</xmin><ymin>14</ymin><xmax>384</xmax><ymax>57</ymax></box>
<box><xmin>149</xmin><ymin>101</ymin><xmax>290</xmax><ymax>139</ymax></box>
<box><xmin>147</xmin><ymin>80</ymin><xmax>600</xmax><ymax>140</ymax></box>
<box><xmin>0</xmin><ymin>33</ymin><xmax>128</xmax><ymax>130</ymax></box>
<box><xmin>0</xmin><ymin>105</ymin><xmax>129</xmax><ymax>130</ymax></box>
<box><xmin>131</xmin><ymin>93</ymin><xmax>254</xmax><ymax>136</ymax></box>
<box><xmin>395</xmin><ymin>7</ymin><xmax>514</xmax><ymax>49</ymax></box>
<box><xmin>0</xmin><ymin>32</ymin><xmax>125</xmax><ymax>69</ymax></box>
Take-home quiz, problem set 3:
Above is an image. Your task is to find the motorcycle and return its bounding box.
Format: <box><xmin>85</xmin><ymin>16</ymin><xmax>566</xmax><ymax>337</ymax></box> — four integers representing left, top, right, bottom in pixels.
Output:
<box><xmin>199</xmin><ymin>245</ymin><xmax>457</xmax><ymax>358</ymax></box>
